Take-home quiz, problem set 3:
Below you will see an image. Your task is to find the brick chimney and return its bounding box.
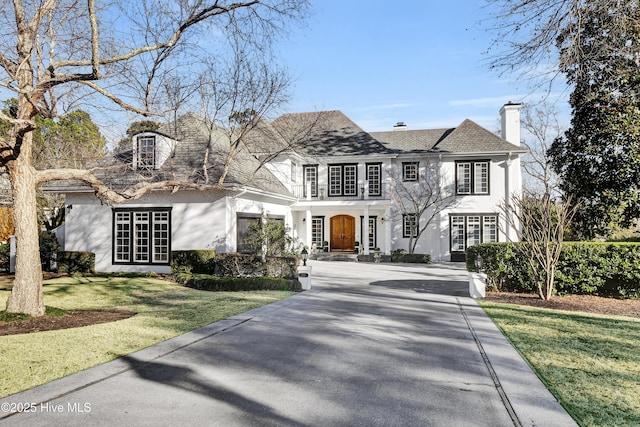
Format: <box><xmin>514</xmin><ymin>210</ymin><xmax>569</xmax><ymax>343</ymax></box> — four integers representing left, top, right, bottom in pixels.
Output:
<box><xmin>499</xmin><ymin>102</ymin><xmax>522</xmax><ymax>146</ymax></box>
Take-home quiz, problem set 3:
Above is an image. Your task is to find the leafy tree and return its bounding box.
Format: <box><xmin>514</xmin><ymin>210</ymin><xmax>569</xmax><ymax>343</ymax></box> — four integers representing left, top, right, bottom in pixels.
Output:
<box><xmin>242</xmin><ymin>216</ymin><xmax>301</xmax><ymax>260</ymax></box>
<box><xmin>0</xmin><ymin>0</ymin><xmax>308</xmax><ymax>316</ymax></box>
<box><xmin>0</xmin><ymin>207</ymin><xmax>14</xmax><ymax>242</ymax></box>
<box><xmin>489</xmin><ymin>1</ymin><xmax>640</xmax><ymax>238</ymax></box>
<box><xmin>549</xmin><ymin>4</ymin><xmax>640</xmax><ymax>238</ymax></box>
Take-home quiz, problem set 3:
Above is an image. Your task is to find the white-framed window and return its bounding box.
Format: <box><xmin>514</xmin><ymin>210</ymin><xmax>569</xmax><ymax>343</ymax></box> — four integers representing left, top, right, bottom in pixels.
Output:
<box><xmin>113</xmin><ymin>208</ymin><xmax>171</xmax><ymax>264</ymax></box>
<box><xmin>450</xmin><ymin>214</ymin><xmax>497</xmax><ymax>253</ymax></box>
<box><xmin>366</xmin><ymin>163</ymin><xmax>382</xmax><ymax>196</ymax></box>
<box><xmin>291</xmin><ymin>162</ymin><xmax>297</xmax><ymax>183</ymax></box>
<box><xmin>137</xmin><ymin>136</ymin><xmax>156</xmax><ymax>170</ymax></box>
<box><xmin>328</xmin><ymin>164</ymin><xmax>357</xmax><ymax>196</ymax></box>
<box><xmin>456</xmin><ymin>160</ymin><xmax>489</xmax><ymax>195</ymax></box>
<box><xmin>360</xmin><ymin>216</ymin><xmax>377</xmax><ymax>249</ymax></box>
<box><xmin>303</xmin><ymin>165</ymin><xmax>318</xmax><ymax>197</ymax></box>
<box><xmin>402</xmin><ymin>162</ymin><xmax>419</xmax><ymax>182</ymax></box>
<box><xmin>403</xmin><ymin>214</ymin><xmax>418</xmax><ymax>238</ymax></box>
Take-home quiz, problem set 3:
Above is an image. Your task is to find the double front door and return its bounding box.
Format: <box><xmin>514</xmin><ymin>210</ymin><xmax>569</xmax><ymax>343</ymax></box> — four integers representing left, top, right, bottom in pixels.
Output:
<box><xmin>330</xmin><ymin>215</ymin><xmax>355</xmax><ymax>251</ymax></box>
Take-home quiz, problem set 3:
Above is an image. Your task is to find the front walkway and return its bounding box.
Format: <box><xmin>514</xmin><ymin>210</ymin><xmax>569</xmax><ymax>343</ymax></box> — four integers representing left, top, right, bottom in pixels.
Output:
<box><xmin>0</xmin><ymin>261</ymin><xmax>575</xmax><ymax>426</ymax></box>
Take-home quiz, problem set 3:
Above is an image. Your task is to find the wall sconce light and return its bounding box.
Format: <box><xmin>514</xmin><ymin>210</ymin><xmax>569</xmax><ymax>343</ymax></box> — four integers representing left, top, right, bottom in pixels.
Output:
<box><xmin>380</xmin><ymin>217</ymin><xmax>385</xmax><ymax>224</ymax></box>
<box><xmin>67</xmin><ymin>204</ymin><xmax>73</xmax><ymax>210</ymax></box>
<box><xmin>302</xmin><ymin>217</ymin><xmax>306</xmax><ymax>223</ymax></box>
<box><xmin>301</xmin><ymin>248</ymin><xmax>308</xmax><ymax>266</ymax></box>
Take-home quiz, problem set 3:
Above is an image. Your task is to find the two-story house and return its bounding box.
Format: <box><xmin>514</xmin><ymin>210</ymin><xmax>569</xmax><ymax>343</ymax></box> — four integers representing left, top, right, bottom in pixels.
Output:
<box><xmin>51</xmin><ymin>104</ymin><xmax>525</xmax><ymax>272</ymax></box>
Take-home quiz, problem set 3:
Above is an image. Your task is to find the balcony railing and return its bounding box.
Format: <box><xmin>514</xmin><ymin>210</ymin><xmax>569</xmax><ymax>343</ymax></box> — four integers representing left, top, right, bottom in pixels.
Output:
<box><xmin>292</xmin><ymin>183</ymin><xmax>387</xmax><ymax>201</ymax></box>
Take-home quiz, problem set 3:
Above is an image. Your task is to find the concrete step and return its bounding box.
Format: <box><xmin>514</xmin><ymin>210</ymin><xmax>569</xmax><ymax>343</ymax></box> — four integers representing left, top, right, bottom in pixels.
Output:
<box><xmin>314</xmin><ymin>252</ymin><xmax>359</xmax><ymax>262</ymax></box>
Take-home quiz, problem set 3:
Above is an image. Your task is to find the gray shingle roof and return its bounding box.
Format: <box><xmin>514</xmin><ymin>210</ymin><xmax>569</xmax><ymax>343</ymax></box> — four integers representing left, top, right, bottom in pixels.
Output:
<box><xmin>371</xmin><ymin>119</ymin><xmax>525</xmax><ymax>154</ymax></box>
<box><xmin>272</xmin><ymin>111</ymin><xmax>394</xmax><ymax>156</ymax></box>
<box><xmin>50</xmin><ymin>113</ymin><xmax>293</xmax><ymax>197</ymax></box>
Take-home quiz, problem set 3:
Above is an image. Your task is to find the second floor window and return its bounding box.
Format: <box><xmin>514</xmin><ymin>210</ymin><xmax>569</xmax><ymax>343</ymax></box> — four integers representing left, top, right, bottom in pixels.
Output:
<box><xmin>456</xmin><ymin>160</ymin><xmax>489</xmax><ymax>195</ymax></box>
<box><xmin>367</xmin><ymin>163</ymin><xmax>382</xmax><ymax>196</ymax></box>
<box><xmin>303</xmin><ymin>165</ymin><xmax>318</xmax><ymax>197</ymax></box>
<box><xmin>328</xmin><ymin>164</ymin><xmax>357</xmax><ymax>196</ymax></box>
<box><xmin>137</xmin><ymin>136</ymin><xmax>156</xmax><ymax>170</ymax></box>
<box><xmin>402</xmin><ymin>162</ymin><xmax>419</xmax><ymax>182</ymax></box>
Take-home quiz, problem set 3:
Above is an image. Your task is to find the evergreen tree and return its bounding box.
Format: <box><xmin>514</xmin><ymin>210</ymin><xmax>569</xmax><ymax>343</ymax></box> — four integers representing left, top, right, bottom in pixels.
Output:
<box><xmin>549</xmin><ymin>3</ymin><xmax>640</xmax><ymax>238</ymax></box>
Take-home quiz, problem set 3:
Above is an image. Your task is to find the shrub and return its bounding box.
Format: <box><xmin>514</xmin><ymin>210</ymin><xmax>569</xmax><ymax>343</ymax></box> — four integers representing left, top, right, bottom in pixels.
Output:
<box><xmin>391</xmin><ymin>253</ymin><xmax>432</xmax><ymax>263</ymax></box>
<box><xmin>467</xmin><ymin>242</ymin><xmax>640</xmax><ymax>297</ymax></box>
<box><xmin>39</xmin><ymin>230</ymin><xmax>60</xmax><ymax>272</ymax></box>
<box><xmin>57</xmin><ymin>251</ymin><xmax>95</xmax><ymax>273</ymax></box>
<box><xmin>174</xmin><ymin>273</ymin><xmax>302</xmax><ymax>292</ymax></box>
<box><xmin>0</xmin><ymin>242</ymin><xmax>8</xmax><ymax>272</ymax></box>
<box><xmin>170</xmin><ymin>250</ymin><xmax>216</xmax><ymax>274</ymax></box>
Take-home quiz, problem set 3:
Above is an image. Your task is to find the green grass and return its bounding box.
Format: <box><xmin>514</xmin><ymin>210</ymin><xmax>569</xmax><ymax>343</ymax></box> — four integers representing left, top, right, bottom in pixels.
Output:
<box><xmin>479</xmin><ymin>301</ymin><xmax>640</xmax><ymax>427</ymax></box>
<box><xmin>0</xmin><ymin>276</ymin><xmax>293</xmax><ymax>398</ymax></box>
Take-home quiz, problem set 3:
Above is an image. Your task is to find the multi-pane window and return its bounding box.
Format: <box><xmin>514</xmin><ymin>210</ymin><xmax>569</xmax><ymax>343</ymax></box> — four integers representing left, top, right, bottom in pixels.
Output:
<box><xmin>403</xmin><ymin>214</ymin><xmax>418</xmax><ymax>238</ymax></box>
<box><xmin>450</xmin><ymin>214</ymin><xmax>497</xmax><ymax>253</ymax></box>
<box><xmin>456</xmin><ymin>161</ymin><xmax>489</xmax><ymax>195</ymax></box>
<box><xmin>451</xmin><ymin>216</ymin><xmax>466</xmax><ymax>252</ymax></box>
<box><xmin>402</xmin><ymin>162</ymin><xmax>419</xmax><ymax>182</ymax></box>
<box><xmin>115</xmin><ymin>212</ymin><xmax>131</xmax><ymax>262</ymax></box>
<box><xmin>466</xmin><ymin>216</ymin><xmax>481</xmax><ymax>249</ymax></box>
<box><xmin>328</xmin><ymin>164</ymin><xmax>357</xmax><ymax>196</ymax></box>
<box><xmin>137</xmin><ymin>136</ymin><xmax>156</xmax><ymax>170</ymax></box>
<box><xmin>367</xmin><ymin>163</ymin><xmax>382</xmax><ymax>196</ymax></box>
<box><xmin>483</xmin><ymin>216</ymin><xmax>497</xmax><ymax>243</ymax></box>
<box><xmin>311</xmin><ymin>217</ymin><xmax>324</xmax><ymax>247</ymax></box>
<box><xmin>113</xmin><ymin>208</ymin><xmax>171</xmax><ymax>264</ymax></box>
<box><xmin>303</xmin><ymin>165</ymin><xmax>318</xmax><ymax>197</ymax></box>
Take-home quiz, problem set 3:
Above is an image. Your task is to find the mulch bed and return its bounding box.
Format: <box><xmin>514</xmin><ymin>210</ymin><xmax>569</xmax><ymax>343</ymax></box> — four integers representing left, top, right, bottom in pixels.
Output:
<box><xmin>485</xmin><ymin>292</ymin><xmax>640</xmax><ymax>319</ymax></box>
<box><xmin>0</xmin><ymin>308</ymin><xmax>136</xmax><ymax>336</ymax></box>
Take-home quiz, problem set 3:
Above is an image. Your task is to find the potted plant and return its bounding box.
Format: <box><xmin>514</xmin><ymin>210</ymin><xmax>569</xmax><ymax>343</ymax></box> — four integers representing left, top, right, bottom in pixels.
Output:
<box><xmin>354</xmin><ymin>241</ymin><xmax>360</xmax><ymax>254</ymax></box>
<box><xmin>323</xmin><ymin>241</ymin><xmax>329</xmax><ymax>252</ymax></box>
<box><xmin>373</xmin><ymin>247</ymin><xmax>381</xmax><ymax>262</ymax></box>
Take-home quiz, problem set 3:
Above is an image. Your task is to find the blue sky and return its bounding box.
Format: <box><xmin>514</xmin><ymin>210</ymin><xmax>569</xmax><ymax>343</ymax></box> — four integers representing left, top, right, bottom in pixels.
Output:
<box><xmin>276</xmin><ymin>0</ymin><xmax>570</xmax><ymax>133</ymax></box>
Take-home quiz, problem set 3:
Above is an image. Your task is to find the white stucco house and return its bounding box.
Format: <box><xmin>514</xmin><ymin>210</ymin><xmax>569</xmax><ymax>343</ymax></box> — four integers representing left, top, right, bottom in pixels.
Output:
<box><xmin>49</xmin><ymin>103</ymin><xmax>526</xmax><ymax>273</ymax></box>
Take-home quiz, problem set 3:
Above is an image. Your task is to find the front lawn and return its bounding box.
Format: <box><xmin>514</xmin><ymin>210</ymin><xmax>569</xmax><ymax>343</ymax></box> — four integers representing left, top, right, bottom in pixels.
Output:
<box><xmin>480</xmin><ymin>301</ymin><xmax>640</xmax><ymax>427</ymax></box>
<box><xmin>0</xmin><ymin>276</ymin><xmax>293</xmax><ymax>398</ymax></box>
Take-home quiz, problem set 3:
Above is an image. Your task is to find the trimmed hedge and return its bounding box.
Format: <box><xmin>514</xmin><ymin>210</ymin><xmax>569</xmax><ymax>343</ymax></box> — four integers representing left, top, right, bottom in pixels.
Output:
<box><xmin>467</xmin><ymin>242</ymin><xmax>640</xmax><ymax>297</ymax></box>
<box><xmin>391</xmin><ymin>253</ymin><xmax>432</xmax><ymax>264</ymax></box>
<box><xmin>57</xmin><ymin>251</ymin><xmax>95</xmax><ymax>274</ymax></box>
<box><xmin>174</xmin><ymin>272</ymin><xmax>302</xmax><ymax>292</ymax></box>
<box><xmin>170</xmin><ymin>250</ymin><xmax>216</xmax><ymax>274</ymax></box>
<box><xmin>170</xmin><ymin>250</ymin><xmax>298</xmax><ymax>279</ymax></box>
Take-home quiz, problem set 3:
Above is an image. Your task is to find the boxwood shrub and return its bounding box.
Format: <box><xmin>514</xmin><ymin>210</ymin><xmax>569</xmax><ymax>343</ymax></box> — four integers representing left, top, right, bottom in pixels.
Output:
<box><xmin>57</xmin><ymin>251</ymin><xmax>95</xmax><ymax>274</ymax></box>
<box><xmin>467</xmin><ymin>242</ymin><xmax>640</xmax><ymax>297</ymax></box>
<box><xmin>174</xmin><ymin>272</ymin><xmax>302</xmax><ymax>292</ymax></box>
<box><xmin>390</xmin><ymin>253</ymin><xmax>432</xmax><ymax>263</ymax></box>
<box><xmin>170</xmin><ymin>250</ymin><xmax>216</xmax><ymax>274</ymax></box>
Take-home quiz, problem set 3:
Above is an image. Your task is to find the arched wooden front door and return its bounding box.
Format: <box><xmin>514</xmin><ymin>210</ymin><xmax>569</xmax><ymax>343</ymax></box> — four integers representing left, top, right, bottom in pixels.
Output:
<box><xmin>330</xmin><ymin>215</ymin><xmax>355</xmax><ymax>251</ymax></box>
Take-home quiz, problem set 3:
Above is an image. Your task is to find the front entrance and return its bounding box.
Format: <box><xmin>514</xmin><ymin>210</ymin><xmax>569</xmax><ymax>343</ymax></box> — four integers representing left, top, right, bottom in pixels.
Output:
<box><xmin>330</xmin><ymin>215</ymin><xmax>355</xmax><ymax>251</ymax></box>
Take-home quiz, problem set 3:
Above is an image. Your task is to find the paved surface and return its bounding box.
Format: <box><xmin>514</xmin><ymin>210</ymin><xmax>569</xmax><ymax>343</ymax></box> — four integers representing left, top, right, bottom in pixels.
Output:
<box><xmin>0</xmin><ymin>261</ymin><xmax>576</xmax><ymax>426</ymax></box>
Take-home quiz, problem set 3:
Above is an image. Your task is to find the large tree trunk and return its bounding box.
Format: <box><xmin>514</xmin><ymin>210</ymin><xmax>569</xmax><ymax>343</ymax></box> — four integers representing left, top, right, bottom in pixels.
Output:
<box><xmin>5</xmin><ymin>134</ymin><xmax>44</xmax><ymax>316</ymax></box>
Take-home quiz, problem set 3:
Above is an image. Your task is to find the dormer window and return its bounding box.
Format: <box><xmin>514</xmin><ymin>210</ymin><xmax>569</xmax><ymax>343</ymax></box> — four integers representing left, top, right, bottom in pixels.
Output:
<box><xmin>137</xmin><ymin>136</ymin><xmax>156</xmax><ymax>170</ymax></box>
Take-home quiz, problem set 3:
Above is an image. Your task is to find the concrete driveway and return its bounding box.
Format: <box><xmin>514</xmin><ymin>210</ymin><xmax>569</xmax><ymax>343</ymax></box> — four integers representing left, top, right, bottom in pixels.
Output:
<box><xmin>0</xmin><ymin>261</ymin><xmax>575</xmax><ymax>426</ymax></box>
